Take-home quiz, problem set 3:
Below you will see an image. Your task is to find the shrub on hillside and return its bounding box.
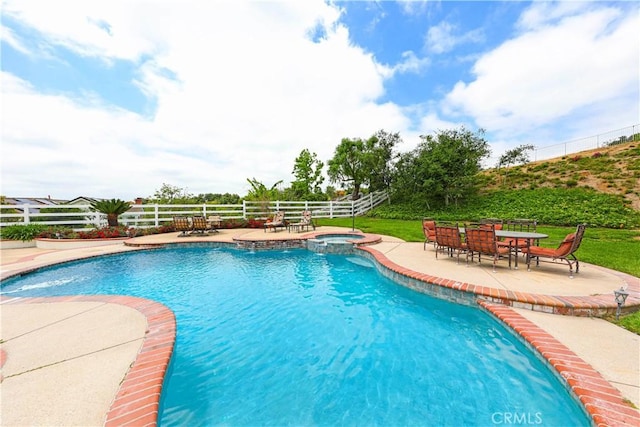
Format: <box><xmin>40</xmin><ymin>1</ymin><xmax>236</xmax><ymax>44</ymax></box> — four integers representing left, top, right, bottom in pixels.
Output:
<box><xmin>374</xmin><ymin>188</ymin><xmax>640</xmax><ymax>228</ymax></box>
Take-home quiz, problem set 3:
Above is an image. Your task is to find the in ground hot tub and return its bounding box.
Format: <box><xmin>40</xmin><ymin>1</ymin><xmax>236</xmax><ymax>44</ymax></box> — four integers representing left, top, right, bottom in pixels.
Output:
<box><xmin>306</xmin><ymin>233</ymin><xmax>371</xmax><ymax>254</ymax></box>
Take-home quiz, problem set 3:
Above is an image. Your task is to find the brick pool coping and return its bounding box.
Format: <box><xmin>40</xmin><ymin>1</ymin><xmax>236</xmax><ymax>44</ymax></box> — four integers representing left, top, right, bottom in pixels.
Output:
<box><xmin>2</xmin><ymin>238</ymin><xmax>639</xmax><ymax>425</ymax></box>
<box><xmin>480</xmin><ymin>302</ymin><xmax>640</xmax><ymax>427</ymax></box>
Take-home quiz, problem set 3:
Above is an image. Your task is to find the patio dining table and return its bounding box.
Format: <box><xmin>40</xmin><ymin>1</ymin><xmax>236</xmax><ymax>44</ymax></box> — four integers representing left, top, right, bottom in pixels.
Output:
<box><xmin>494</xmin><ymin>229</ymin><xmax>549</xmax><ymax>269</ymax></box>
<box><xmin>458</xmin><ymin>228</ymin><xmax>548</xmax><ymax>269</ymax></box>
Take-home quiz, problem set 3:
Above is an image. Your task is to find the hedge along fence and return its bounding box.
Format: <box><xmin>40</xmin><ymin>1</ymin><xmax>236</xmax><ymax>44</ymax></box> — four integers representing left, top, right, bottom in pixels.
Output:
<box><xmin>0</xmin><ymin>191</ymin><xmax>390</xmax><ymax>230</ymax></box>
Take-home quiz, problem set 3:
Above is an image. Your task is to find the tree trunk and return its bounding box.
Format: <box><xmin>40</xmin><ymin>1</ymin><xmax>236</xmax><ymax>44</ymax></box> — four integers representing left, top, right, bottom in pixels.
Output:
<box><xmin>107</xmin><ymin>214</ymin><xmax>119</xmax><ymax>227</ymax></box>
<box><xmin>351</xmin><ymin>183</ymin><xmax>361</xmax><ymax>200</ymax></box>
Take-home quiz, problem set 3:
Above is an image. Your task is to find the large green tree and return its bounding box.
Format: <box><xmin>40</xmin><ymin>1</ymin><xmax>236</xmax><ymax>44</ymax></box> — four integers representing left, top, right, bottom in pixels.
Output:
<box><xmin>196</xmin><ymin>193</ymin><xmax>241</xmax><ymax>204</ymax></box>
<box><xmin>366</xmin><ymin>130</ymin><xmax>402</xmax><ymax>192</ymax></box>
<box><xmin>327</xmin><ymin>129</ymin><xmax>400</xmax><ymax>200</ymax></box>
<box><xmin>392</xmin><ymin>127</ymin><xmax>490</xmax><ymax>207</ymax></box>
<box><xmin>149</xmin><ymin>183</ymin><xmax>196</xmax><ymax>204</ymax></box>
<box><xmin>328</xmin><ymin>138</ymin><xmax>365</xmax><ymax>199</ymax></box>
<box><xmin>291</xmin><ymin>149</ymin><xmax>325</xmax><ymax>200</ymax></box>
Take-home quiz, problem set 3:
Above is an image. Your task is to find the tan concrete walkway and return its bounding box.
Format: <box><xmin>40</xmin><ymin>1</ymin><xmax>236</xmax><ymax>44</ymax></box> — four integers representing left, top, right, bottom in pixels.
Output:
<box><xmin>1</xmin><ymin>227</ymin><xmax>639</xmax><ymax>425</ymax></box>
<box><xmin>1</xmin><ymin>302</ymin><xmax>146</xmax><ymax>426</ymax></box>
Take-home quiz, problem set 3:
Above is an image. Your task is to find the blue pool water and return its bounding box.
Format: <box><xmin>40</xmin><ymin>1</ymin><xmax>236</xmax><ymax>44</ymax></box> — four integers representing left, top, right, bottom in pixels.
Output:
<box><xmin>1</xmin><ymin>246</ymin><xmax>589</xmax><ymax>426</ymax></box>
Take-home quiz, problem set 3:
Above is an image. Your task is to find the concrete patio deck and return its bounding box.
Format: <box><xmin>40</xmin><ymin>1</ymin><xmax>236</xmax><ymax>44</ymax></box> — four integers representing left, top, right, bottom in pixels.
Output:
<box><xmin>1</xmin><ymin>226</ymin><xmax>639</xmax><ymax>426</ymax></box>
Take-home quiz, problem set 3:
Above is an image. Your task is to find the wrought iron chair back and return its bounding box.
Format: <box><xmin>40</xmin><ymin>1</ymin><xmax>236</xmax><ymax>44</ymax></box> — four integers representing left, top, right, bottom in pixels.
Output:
<box><xmin>506</xmin><ymin>219</ymin><xmax>537</xmax><ymax>232</ymax></box>
<box><xmin>434</xmin><ymin>222</ymin><xmax>466</xmax><ymax>263</ymax></box>
<box><xmin>464</xmin><ymin>223</ymin><xmax>511</xmax><ymax>271</ymax></box>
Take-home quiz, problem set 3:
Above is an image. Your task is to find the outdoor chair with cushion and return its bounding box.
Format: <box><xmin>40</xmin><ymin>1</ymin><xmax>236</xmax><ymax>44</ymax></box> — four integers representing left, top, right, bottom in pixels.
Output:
<box><xmin>464</xmin><ymin>223</ymin><xmax>512</xmax><ymax>272</ymax></box>
<box><xmin>191</xmin><ymin>216</ymin><xmax>210</xmax><ymax>234</ymax></box>
<box><xmin>264</xmin><ymin>211</ymin><xmax>286</xmax><ymax>232</ymax></box>
<box><xmin>288</xmin><ymin>210</ymin><xmax>315</xmax><ymax>232</ymax></box>
<box><xmin>422</xmin><ymin>218</ymin><xmax>436</xmax><ymax>250</ymax></box>
<box><xmin>434</xmin><ymin>222</ymin><xmax>467</xmax><ymax>264</ymax></box>
<box><xmin>480</xmin><ymin>218</ymin><xmax>503</xmax><ymax>230</ymax></box>
<box><xmin>173</xmin><ymin>216</ymin><xmax>192</xmax><ymax>237</ymax></box>
<box><xmin>498</xmin><ymin>219</ymin><xmax>538</xmax><ymax>252</ymax></box>
<box><xmin>522</xmin><ymin>223</ymin><xmax>587</xmax><ymax>278</ymax></box>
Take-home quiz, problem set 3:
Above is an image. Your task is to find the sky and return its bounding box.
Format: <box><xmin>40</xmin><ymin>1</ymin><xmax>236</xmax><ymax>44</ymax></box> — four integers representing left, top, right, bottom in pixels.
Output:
<box><xmin>1</xmin><ymin>0</ymin><xmax>638</xmax><ymax>201</ymax></box>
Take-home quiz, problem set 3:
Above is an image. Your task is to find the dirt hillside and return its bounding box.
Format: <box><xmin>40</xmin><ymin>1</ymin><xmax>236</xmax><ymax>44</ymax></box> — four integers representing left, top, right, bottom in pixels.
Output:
<box><xmin>481</xmin><ymin>141</ymin><xmax>640</xmax><ymax>210</ymax></box>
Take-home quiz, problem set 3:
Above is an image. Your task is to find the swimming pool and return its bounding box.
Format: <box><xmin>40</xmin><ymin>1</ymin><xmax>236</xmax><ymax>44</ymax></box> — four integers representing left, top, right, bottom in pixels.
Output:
<box><xmin>1</xmin><ymin>245</ymin><xmax>590</xmax><ymax>426</ymax></box>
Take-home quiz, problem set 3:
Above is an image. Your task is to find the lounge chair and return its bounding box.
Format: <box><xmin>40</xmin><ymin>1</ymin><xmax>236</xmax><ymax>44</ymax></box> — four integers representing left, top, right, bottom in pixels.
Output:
<box><xmin>288</xmin><ymin>210</ymin><xmax>315</xmax><ymax>232</ymax></box>
<box><xmin>434</xmin><ymin>222</ymin><xmax>467</xmax><ymax>264</ymax></box>
<box><xmin>264</xmin><ymin>211</ymin><xmax>286</xmax><ymax>232</ymax></box>
<box><xmin>191</xmin><ymin>216</ymin><xmax>209</xmax><ymax>234</ymax></box>
<box><xmin>464</xmin><ymin>223</ymin><xmax>512</xmax><ymax>272</ymax></box>
<box><xmin>173</xmin><ymin>216</ymin><xmax>192</xmax><ymax>237</ymax></box>
<box><xmin>523</xmin><ymin>223</ymin><xmax>587</xmax><ymax>278</ymax></box>
<box><xmin>422</xmin><ymin>218</ymin><xmax>436</xmax><ymax>250</ymax></box>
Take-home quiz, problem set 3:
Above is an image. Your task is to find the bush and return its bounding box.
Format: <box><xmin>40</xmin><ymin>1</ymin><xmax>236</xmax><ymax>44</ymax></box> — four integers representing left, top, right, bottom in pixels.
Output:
<box><xmin>37</xmin><ymin>226</ymin><xmax>129</xmax><ymax>239</ymax></box>
<box><xmin>0</xmin><ymin>224</ymin><xmax>47</xmax><ymax>241</ymax></box>
<box><xmin>373</xmin><ymin>188</ymin><xmax>640</xmax><ymax>228</ymax></box>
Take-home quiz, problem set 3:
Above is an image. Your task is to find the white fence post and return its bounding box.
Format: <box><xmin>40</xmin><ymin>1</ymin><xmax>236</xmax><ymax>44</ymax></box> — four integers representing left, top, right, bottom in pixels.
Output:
<box><xmin>22</xmin><ymin>204</ymin><xmax>30</xmax><ymax>224</ymax></box>
<box><xmin>154</xmin><ymin>205</ymin><xmax>159</xmax><ymax>227</ymax></box>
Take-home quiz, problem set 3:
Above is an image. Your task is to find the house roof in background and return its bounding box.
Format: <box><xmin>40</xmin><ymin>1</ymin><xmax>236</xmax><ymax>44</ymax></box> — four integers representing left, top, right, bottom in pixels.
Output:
<box><xmin>2</xmin><ymin>196</ymin><xmax>107</xmax><ymax>205</ymax></box>
<box><xmin>66</xmin><ymin>196</ymin><xmax>102</xmax><ymax>205</ymax></box>
<box><xmin>3</xmin><ymin>197</ymin><xmax>66</xmax><ymax>206</ymax></box>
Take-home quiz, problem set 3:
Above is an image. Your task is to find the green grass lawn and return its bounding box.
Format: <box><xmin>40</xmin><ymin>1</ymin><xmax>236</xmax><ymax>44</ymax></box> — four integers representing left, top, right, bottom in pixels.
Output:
<box><xmin>316</xmin><ymin>217</ymin><xmax>640</xmax><ymax>276</ymax></box>
<box><xmin>316</xmin><ymin>216</ymin><xmax>640</xmax><ymax>334</ymax></box>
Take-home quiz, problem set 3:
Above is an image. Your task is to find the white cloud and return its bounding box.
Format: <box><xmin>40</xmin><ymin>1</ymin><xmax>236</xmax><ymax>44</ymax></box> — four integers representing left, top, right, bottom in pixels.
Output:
<box><xmin>516</xmin><ymin>1</ymin><xmax>587</xmax><ymax>31</ymax></box>
<box><xmin>0</xmin><ymin>25</ymin><xmax>31</xmax><ymax>56</ymax></box>
<box><xmin>388</xmin><ymin>50</ymin><xmax>430</xmax><ymax>75</ymax></box>
<box><xmin>442</xmin><ymin>3</ymin><xmax>639</xmax><ymax>142</ymax></box>
<box><xmin>425</xmin><ymin>20</ymin><xmax>484</xmax><ymax>54</ymax></box>
<box><xmin>1</xmin><ymin>1</ymin><xmax>410</xmax><ymax>200</ymax></box>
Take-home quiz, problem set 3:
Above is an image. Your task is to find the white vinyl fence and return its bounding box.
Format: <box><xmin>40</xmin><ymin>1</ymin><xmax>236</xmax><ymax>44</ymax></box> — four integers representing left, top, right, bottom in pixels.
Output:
<box><xmin>0</xmin><ymin>191</ymin><xmax>390</xmax><ymax>230</ymax></box>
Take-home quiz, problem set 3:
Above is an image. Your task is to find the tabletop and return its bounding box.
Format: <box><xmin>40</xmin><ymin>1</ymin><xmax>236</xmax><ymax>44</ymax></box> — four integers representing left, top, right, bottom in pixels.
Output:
<box><xmin>495</xmin><ymin>230</ymin><xmax>548</xmax><ymax>240</ymax></box>
<box><xmin>458</xmin><ymin>228</ymin><xmax>548</xmax><ymax>240</ymax></box>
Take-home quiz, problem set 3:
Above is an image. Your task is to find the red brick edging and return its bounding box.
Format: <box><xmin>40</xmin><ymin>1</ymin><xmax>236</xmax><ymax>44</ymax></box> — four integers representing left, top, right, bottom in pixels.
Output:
<box><xmin>357</xmin><ymin>245</ymin><xmax>640</xmax><ymax>316</ymax></box>
<box><xmin>1</xmin><ymin>295</ymin><xmax>176</xmax><ymax>427</ymax></box>
<box><xmin>480</xmin><ymin>301</ymin><xmax>640</xmax><ymax>427</ymax></box>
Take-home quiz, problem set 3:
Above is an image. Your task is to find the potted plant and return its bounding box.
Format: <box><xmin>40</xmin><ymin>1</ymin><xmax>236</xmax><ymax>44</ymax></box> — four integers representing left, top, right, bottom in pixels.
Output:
<box><xmin>90</xmin><ymin>199</ymin><xmax>131</xmax><ymax>227</ymax></box>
